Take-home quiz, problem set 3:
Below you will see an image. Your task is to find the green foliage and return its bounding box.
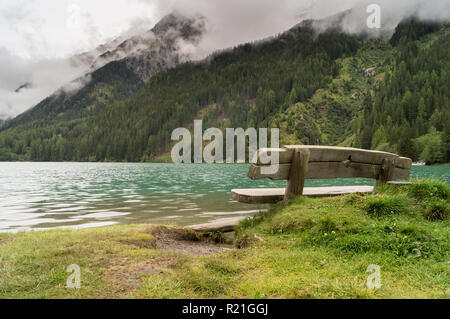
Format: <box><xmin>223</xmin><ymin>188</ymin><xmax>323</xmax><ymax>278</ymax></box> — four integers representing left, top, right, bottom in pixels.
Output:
<box><xmin>414</xmin><ymin>127</ymin><xmax>446</xmax><ymax>164</ymax></box>
<box><xmin>371</xmin><ymin>125</ymin><xmax>387</xmax><ymax>149</ymax></box>
<box><xmin>390</xmin><ymin>17</ymin><xmax>441</xmax><ymax>46</ymax></box>
<box><xmin>355</xmin><ymin>21</ymin><xmax>449</xmax><ymax>162</ymax></box>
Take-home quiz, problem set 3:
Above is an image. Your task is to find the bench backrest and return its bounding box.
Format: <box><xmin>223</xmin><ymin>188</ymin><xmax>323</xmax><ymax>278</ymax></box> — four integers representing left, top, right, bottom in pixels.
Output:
<box><xmin>248</xmin><ymin>145</ymin><xmax>412</xmax><ymax>200</ymax></box>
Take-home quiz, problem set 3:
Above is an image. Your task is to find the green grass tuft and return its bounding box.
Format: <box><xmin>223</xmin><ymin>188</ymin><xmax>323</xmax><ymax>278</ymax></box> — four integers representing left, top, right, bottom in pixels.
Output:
<box><xmin>178</xmin><ymin>267</ymin><xmax>228</xmax><ymax>297</ymax></box>
<box><xmin>205</xmin><ymin>259</ymin><xmax>241</xmax><ymax>275</ymax></box>
<box><xmin>270</xmin><ymin>213</ymin><xmax>316</xmax><ymax>234</ymax></box>
<box><xmin>409</xmin><ymin>179</ymin><xmax>449</xmax><ymax>201</ymax></box>
<box><xmin>364</xmin><ymin>195</ymin><xmax>410</xmax><ymax>217</ymax></box>
<box><xmin>423</xmin><ymin>200</ymin><xmax>449</xmax><ymax>221</ymax></box>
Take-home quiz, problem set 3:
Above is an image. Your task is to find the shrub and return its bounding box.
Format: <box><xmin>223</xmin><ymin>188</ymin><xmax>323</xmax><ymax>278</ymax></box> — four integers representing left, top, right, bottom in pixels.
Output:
<box><xmin>409</xmin><ymin>179</ymin><xmax>449</xmax><ymax>201</ymax></box>
<box><xmin>423</xmin><ymin>200</ymin><xmax>449</xmax><ymax>221</ymax></box>
<box><xmin>203</xmin><ymin>231</ymin><xmax>226</xmax><ymax>244</ymax></box>
<box><xmin>234</xmin><ymin>233</ymin><xmax>253</xmax><ymax>249</ymax></box>
<box><xmin>237</xmin><ymin>212</ymin><xmax>266</xmax><ymax>230</ymax></box>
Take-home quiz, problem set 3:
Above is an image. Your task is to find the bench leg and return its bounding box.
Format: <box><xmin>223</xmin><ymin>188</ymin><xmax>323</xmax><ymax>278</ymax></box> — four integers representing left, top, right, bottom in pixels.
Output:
<box><xmin>375</xmin><ymin>157</ymin><xmax>396</xmax><ymax>188</ymax></box>
<box><xmin>285</xmin><ymin>149</ymin><xmax>310</xmax><ymax>201</ymax></box>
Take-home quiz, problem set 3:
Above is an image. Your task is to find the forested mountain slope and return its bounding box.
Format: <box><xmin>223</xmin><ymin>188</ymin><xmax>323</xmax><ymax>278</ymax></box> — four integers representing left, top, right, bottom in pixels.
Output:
<box><xmin>355</xmin><ymin>18</ymin><xmax>450</xmax><ymax>164</ymax></box>
<box><xmin>0</xmin><ymin>17</ymin><xmax>448</xmax><ymax>164</ymax></box>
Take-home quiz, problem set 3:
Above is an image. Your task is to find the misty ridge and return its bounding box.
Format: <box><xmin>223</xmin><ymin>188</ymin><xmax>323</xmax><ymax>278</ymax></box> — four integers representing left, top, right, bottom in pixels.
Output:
<box><xmin>0</xmin><ymin>12</ymin><xmax>207</xmax><ymax>120</ymax></box>
<box><xmin>1</xmin><ymin>0</ymin><xmax>449</xmax><ymax>121</ymax></box>
<box><xmin>49</xmin><ymin>12</ymin><xmax>207</xmax><ymax>99</ymax></box>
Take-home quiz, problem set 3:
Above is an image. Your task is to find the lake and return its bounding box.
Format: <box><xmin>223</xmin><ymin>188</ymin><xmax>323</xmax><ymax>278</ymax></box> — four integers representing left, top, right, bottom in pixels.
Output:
<box><xmin>0</xmin><ymin>162</ymin><xmax>448</xmax><ymax>233</ymax></box>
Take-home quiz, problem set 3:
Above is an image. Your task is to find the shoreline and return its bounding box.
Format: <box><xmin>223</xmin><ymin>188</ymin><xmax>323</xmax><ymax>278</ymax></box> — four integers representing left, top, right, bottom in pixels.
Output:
<box><xmin>1</xmin><ymin>160</ymin><xmax>449</xmax><ymax>165</ymax></box>
<box><xmin>0</xmin><ymin>216</ymin><xmax>249</xmax><ymax>236</ymax></box>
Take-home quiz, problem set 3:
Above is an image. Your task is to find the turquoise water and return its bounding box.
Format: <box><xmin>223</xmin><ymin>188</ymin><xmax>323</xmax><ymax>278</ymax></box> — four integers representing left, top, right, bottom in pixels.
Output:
<box><xmin>0</xmin><ymin>163</ymin><xmax>448</xmax><ymax>233</ymax></box>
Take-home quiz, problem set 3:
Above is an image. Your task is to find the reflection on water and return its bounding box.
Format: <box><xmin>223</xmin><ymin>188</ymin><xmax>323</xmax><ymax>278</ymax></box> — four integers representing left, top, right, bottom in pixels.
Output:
<box><xmin>0</xmin><ymin>162</ymin><xmax>448</xmax><ymax>233</ymax></box>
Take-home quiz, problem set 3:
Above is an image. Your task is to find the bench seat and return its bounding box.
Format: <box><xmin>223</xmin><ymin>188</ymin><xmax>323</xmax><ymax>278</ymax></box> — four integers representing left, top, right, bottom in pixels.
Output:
<box><xmin>231</xmin><ymin>186</ymin><xmax>374</xmax><ymax>204</ymax></box>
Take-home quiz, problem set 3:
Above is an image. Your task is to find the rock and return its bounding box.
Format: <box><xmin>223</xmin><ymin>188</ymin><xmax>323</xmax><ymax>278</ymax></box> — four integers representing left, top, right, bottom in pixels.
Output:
<box><xmin>351</xmin><ymin>91</ymin><xmax>365</xmax><ymax>100</ymax></box>
<box><xmin>364</xmin><ymin>67</ymin><xmax>377</xmax><ymax>78</ymax></box>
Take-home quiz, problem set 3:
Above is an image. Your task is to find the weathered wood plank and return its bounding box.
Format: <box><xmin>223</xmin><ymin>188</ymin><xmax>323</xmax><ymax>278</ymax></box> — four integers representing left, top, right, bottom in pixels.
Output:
<box><xmin>283</xmin><ymin>145</ymin><xmax>399</xmax><ymax>165</ymax></box>
<box><xmin>231</xmin><ymin>186</ymin><xmax>374</xmax><ymax>204</ymax></box>
<box><xmin>255</xmin><ymin>148</ymin><xmax>292</xmax><ymax>164</ymax></box>
<box><xmin>231</xmin><ymin>188</ymin><xmax>285</xmax><ymax>204</ymax></box>
<box><xmin>308</xmin><ymin>162</ymin><xmax>381</xmax><ymax>179</ymax></box>
<box><xmin>396</xmin><ymin>157</ymin><xmax>413</xmax><ymax>169</ymax></box>
<box><xmin>391</xmin><ymin>167</ymin><xmax>410</xmax><ymax>180</ymax></box>
<box><xmin>248</xmin><ymin>163</ymin><xmax>290</xmax><ymax>180</ymax></box>
<box><xmin>249</xmin><ymin>161</ymin><xmax>410</xmax><ymax>181</ymax></box>
<box><xmin>249</xmin><ymin>162</ymin><xmax>379</xmax><ymax>180</ymax></box>
<box><xmin>255</xmin><ymin>146</ymin><xmax>412</xmax><ymax>169</ymax></box>
<box><xmin>285</xmin><ymin>149</ymin><xmax>310</xmax><ymax>200</ymax></box>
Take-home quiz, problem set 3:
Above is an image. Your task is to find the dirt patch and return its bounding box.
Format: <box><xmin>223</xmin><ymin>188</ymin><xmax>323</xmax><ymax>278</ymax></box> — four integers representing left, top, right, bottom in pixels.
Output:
<box><xmin>145</xmin><ymin>226</ymin><xmax>233</xmax><ymax>256</ymax></box>
<box><xmin>107</xmin><ymin>257</ymin><xmax>176</xmax><ymax>289</ymax></box>
<box><xmin>106</xmin><ymin>226</ymin><xmax>233</xmax><ymax>290</ymax></box>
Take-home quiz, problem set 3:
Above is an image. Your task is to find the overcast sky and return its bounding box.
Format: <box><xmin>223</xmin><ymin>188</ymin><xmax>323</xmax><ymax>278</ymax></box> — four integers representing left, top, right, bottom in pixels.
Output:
<box><xmin>0</xmin><ymin>0</ymin><xmax>449</xmax><ymax>119</ymax></box>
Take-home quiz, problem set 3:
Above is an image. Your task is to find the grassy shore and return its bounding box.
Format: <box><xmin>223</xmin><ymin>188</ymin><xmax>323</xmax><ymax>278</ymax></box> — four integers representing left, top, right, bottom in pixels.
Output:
<box><xmin>0</xmin><ymin>179</ymin><xmax>448</xmax><ymax>299</ymax></box>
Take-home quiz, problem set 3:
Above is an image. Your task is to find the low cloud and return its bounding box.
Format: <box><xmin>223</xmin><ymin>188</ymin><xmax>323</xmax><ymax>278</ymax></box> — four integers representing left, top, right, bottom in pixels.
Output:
<box><xmin>170</xmin><ymin>0</ymin><xmax>450</xmax><ymax>59</ymax></box>
<box><xmin>318</xmin><ymin>0</ymin><xmax>450</xmax><ymax>35</ymax></box>
<box><xmin>0</xmin><ymin>48</ymin><xmax>91</xmax><ymax>119</ymax></box>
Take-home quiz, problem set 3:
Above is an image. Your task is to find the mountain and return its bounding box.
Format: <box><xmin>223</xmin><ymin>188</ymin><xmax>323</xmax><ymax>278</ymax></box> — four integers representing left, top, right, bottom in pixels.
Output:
<box><xmin>1</xmin><ymin>12</ymin><xmax>206</xmax><ymax>131</ymax></box>
<box><xmin>76</xmin><ymin>12</ymin><xmax>206</xmax><ymax>82</ymax></box>
<box><xmin>0</xmin><ymin>15</ymin><xmax>448</xmax><ymax>164</ymax></box>
<box><xmin>356</xmin><ymin>18</ymin><xmax>450</xmax><ymax>164</ymax></box>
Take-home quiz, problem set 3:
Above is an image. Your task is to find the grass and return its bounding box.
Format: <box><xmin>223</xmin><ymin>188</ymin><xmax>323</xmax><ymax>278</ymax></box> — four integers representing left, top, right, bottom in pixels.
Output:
<box><xmin>363</xmin><ymin>195</ymin><xmax>410</xmax><ymax>217</ymax></box>
<box><xmin>0</xmin><ymin>179</ymin><xmax>449</xmax><ymax>299</ymax></box>
<box><xmin>408</xmin><ymin>179</ymin><xmax>449</xmax><ymax>201</ymax></box>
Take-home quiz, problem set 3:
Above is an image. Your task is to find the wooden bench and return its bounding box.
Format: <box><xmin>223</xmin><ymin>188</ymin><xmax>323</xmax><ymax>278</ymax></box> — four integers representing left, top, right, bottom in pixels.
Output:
<box><xmin>231</xmin><ymin>145</ymin><xmax>412</xmax><ymax>204</ymax></box>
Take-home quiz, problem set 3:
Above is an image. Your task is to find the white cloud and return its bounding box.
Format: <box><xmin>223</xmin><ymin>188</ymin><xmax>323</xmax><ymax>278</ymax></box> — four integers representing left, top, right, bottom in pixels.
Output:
<box><xmin>0</xmin><ymin>49</ymin><xmax>90</xmax><ymax>119</ymax></box>
<box><xmin>171</xmin><ymin>0</ymin><xmax>450</xmax><ymax>58</ymax></box>
<box><xmin>0</xmin><ymin>0</ymin><xmax>160</xmax><ymax>60</ymax></box>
